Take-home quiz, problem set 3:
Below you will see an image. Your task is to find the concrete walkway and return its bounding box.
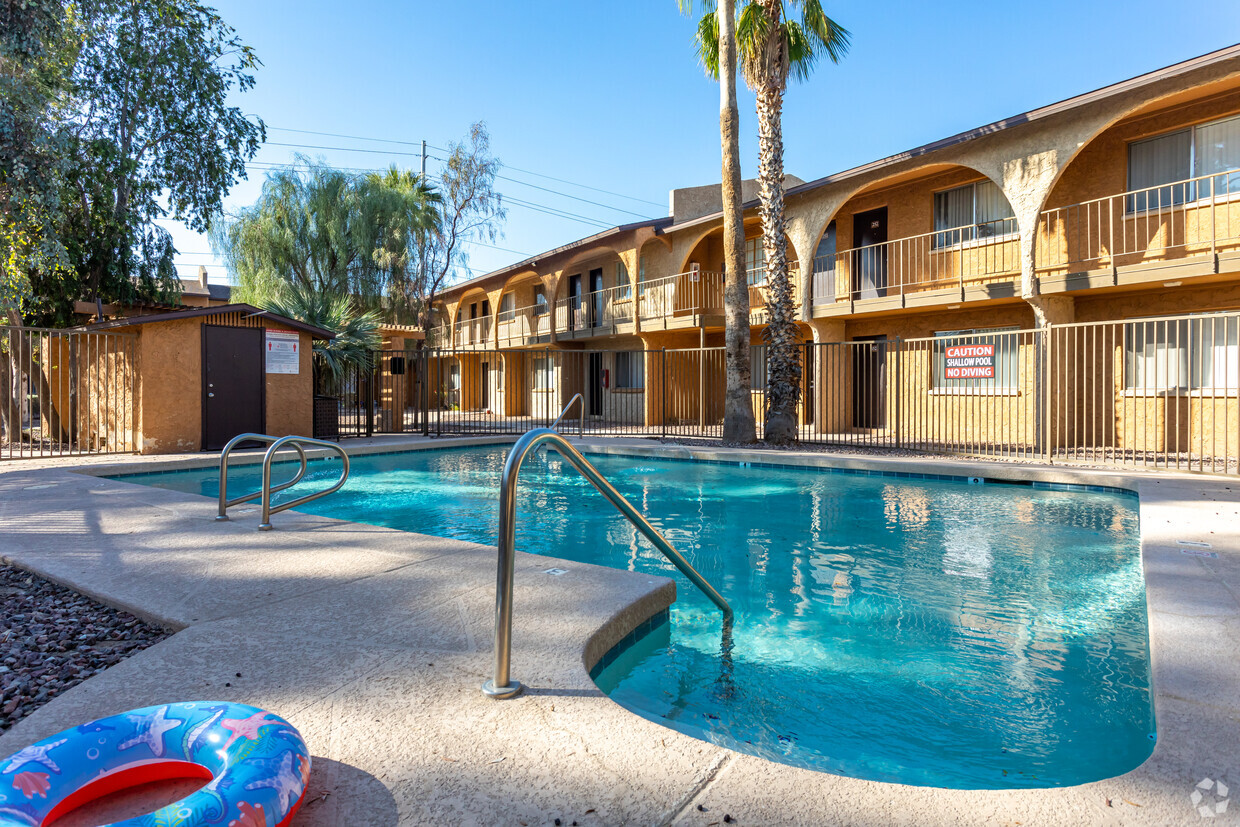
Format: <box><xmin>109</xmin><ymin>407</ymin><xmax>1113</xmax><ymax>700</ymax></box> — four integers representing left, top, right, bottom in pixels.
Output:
<box><xmin>0</xmin><ymin>439</ymin><xmax>1237</xmax><ymax>825</ymax></box>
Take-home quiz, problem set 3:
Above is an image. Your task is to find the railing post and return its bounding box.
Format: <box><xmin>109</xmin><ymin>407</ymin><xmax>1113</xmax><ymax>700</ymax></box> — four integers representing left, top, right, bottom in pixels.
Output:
<box><xmin>893</xmin><ymin>337</ymin><xmax>903</xmax><ymax>448</ymax></box>
<box><xmin>661</xmin><ymin>348</ymin><xmax>667</xmax><ymax>439</ymax></box>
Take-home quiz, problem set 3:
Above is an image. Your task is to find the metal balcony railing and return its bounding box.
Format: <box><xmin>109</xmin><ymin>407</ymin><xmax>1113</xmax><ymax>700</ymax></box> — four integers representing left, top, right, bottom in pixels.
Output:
<box><xmin>821</xmin><ymin>217</ymin><xmax>1020</xmax><ymax>304</ymax></box>
<box><xmin>496</xmin><ymin>302</ymin><xmax>551</xmax><ymax>346</ymax></box>
<box><xmin>553</xmin><ymin>284</ymin><xmax>636</xmax><ymax>336</ymax></box>
<box><xmin>1036</xmin><ymin>171</ymin><xmax>1240</xmax><ymax>277</ymax></box>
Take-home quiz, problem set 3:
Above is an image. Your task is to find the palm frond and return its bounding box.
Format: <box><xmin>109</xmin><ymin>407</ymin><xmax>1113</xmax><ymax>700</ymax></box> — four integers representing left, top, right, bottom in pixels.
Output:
<box><xmin>696</xmin><ymin>11</ymin><xmax>721</xmax><ymax>78</ymax></box>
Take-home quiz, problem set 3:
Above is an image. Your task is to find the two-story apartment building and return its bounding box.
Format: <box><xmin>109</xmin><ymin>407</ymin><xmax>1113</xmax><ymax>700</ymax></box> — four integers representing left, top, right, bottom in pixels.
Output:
<box><xmin>426</xmin><ymin>46</ymin><xmax>1240</xmax><ymax>466</ymax></box>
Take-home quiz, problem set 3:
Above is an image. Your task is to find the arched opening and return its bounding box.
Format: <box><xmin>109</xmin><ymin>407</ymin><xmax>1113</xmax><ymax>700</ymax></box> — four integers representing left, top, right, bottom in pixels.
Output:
<box><xmin>552</xmin><ymin>248</ymin><xmax>628</xmax><ymax>338</ymax></box>
<box><xmin>496</xmin><ymin>271</ymin><xmax>550</xmax><ymax>347</ymax></box>
<box><xmin>453</xmin><ymin>288</ymin><xmax>492</xmax><ymax>349</ymax></box>
<box><xmin>1035</xmin><ymin>80</ymin><xmax>1240</xmax><ymax>298</ymax></box>
<box><xmin>673</xmin><ymin>218</ymin><xmax>802</xmax><ymax>324</ymax></box>
<box><xmin>809</xmin><ymin>163</ymin><xmax>1020</xmax><ymax>308</ymax></box>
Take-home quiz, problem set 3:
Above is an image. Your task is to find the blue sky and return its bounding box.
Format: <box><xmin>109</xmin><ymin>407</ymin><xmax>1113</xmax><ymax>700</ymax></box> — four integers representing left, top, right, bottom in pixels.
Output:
<box><xmin>162</xmin><ymin>1</ymin><xmax>1240</xmax><ymax>287</ymax></box>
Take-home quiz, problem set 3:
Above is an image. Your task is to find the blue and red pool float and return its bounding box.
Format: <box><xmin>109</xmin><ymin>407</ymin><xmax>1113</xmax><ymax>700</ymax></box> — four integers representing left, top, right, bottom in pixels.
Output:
<box><xmin>0</xmin><ymin>701</ymin><xmax>310</xmax><ymax>826</ymax></box>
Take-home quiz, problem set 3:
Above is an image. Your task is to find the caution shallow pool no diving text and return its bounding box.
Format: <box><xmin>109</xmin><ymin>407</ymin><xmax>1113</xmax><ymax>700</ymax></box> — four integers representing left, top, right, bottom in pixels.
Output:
<box><xmin>944</xmin><ymin>344</ymin><xmax>996</xmax><ymax>379</ymax></box>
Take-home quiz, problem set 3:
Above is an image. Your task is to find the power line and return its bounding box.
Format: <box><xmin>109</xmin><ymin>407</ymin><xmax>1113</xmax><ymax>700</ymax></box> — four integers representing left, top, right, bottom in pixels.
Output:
<box><xmin>244</xmin><ymin>160</ymin><xmax>619</xmax><ymax>229</ymax></box>
<box><xmin>267</xmin><ymin>125</ymin><xmax>664</xmax><ymax>208</ymax></box>
<box><xmin>267</xmin><ymin>141</ymin><xmax>650</xmax><ymax>219</ymax></box>
<box><xmin>426</xmin><ymin>154</ymin><xmax>649</xmax><ymax>219</ymax></box>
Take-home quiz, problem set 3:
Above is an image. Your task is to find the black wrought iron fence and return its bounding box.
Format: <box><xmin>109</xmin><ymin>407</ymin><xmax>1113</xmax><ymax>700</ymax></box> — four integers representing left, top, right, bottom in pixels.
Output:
<box><xmin>323</xmin><ymin>311</ymin><xmax>1239</xmax><ymax>476</ymax></box>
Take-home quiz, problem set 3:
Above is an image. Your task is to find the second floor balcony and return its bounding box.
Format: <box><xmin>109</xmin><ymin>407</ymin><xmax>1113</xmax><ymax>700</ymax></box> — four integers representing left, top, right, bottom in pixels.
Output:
<box><xmin>496</xmin><ymin>302</ymin><xmax>552</xmax><ymax>347</ymax></box>
<box><xmin>812</xmin><ymin>216</ymin><xmax>1020</xmax><ymax>314</ymax></box>
<box><xmin>452</xmin><ymin>316</ymin><xmax>492</xmax><ymax>350</ymax></box>
<box><xmin>1036</xmin><ymin>171</ymin><xmax>1240</xmax><ymax>289</ymax></box>
<box><xmin>554</xmin><ymin>283</ymin><xmax>637</xmax><ymax>339</ymax></box>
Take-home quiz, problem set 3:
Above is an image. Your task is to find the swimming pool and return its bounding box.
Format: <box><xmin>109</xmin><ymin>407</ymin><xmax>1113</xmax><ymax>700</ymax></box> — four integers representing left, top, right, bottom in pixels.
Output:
<box><xmin>116</xmin><ymin>445</ymin><xmax>1154</xmax><ymax>789</ymax></box>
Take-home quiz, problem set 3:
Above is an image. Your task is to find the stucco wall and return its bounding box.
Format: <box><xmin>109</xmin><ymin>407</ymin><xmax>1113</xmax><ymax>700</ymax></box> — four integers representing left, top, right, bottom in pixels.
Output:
<box><xmin>135</xmin><ymin>319</ymin><xmax>314</xmax><ymax>455</ymax></box>
<box><xmin>264</xmin><ymin>325</ymin><xmax>314</xmax><ymax>439</ymax></box>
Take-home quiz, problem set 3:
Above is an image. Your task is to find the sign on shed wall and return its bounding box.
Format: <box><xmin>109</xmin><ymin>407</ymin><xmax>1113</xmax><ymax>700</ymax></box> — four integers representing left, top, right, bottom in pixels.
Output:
<box><xmin>265</xmin><ymin>330</ymin><xmax>300</xmax><ymax>375</ymax></box>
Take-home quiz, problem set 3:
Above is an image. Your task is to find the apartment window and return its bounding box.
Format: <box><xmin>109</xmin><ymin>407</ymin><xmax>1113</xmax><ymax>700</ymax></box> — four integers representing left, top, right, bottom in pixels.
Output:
<box><xmin>533</xmin><ymin>287</ymin><xmax>548</xmax><ymax>316</ymax></box>
<box><xmin>498</xmin><ymin>293</ymin><xmax>514</xmax><ymax>322</ymax></box>
<box><xmin>746</xmin><ymin>237</ymin><xmax>766</xmax><ymax>286</ymax></box>
<box><xmin>933</xmin><ymin>327</ymin><xmax>1019</xmax><ymax>391</ymax></box>
<box><xmin>615</xmin><ymin>352</ymin><xmax>644</xmax><ymax>389</ymax></box>
<box><xmin>933</xmin><ymin>180</ymin><xmax>1016</xmax><ymax>248</ymax></box>
<box><xmin>448</xmin><ymin>363</ymin><xmax>461</xmax><ymax>390</ymax></box>
<box><xmin>1124</xmin><ymin>314</ymin><xmax>1240</xmax><ymax>392</ymax></box>
<box><xmin>615</xmin><ymin>261</ymin><xmax>631</xmax><ymax>300</ymax></box>
<box><xmin>533</xmin><ymin>355</ymin><xmax>554</xmax><ymax>390</ymax></box>
<box><xmin>1128</xmin><ymin>114</ymin><xmax>1240</xmax><ymax>211</ymax></box>
<box><xmin>813</xmin><ymin>222</ymin><xmax>837</xmax><ymax>274</ymax></box>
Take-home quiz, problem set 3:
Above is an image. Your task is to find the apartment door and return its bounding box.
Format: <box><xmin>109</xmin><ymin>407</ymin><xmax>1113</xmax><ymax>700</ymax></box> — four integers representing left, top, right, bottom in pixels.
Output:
<box><xmin>589</xmin><ymin>268</ymin><xmax>604</xmax><ymax>327</ymax></box>
<box><xmin>568</xmin><ymin>274</ymin><xmax>582</xmax><ymax>330</ymax></box>
<box><xmin>852</xmin><ymin>207</ymin><xmax>888</xmax><ymax>299</ymax></box>
<box><xmin>202</xmin><ymin>325</ymin><xmax>264</xmax><ymax>450</ymax></box>
<box><xmin>588</xmin><ymin>352</ymin><xmax>603</xmax><ymax>416</ymax></box>
<box><xmin>480</xmin><ymin>300</ymin><xmax>490</xmax><ymax>344</ymax></box>
<box><xmin>480</xmin><ymin>363</ymin><xmax>490</xmax><ymax>409</ymax></box>
<box><xmin>852</xmin><ymin>335</ymin><xmax>887</xmax><ymax>430</ymax></box>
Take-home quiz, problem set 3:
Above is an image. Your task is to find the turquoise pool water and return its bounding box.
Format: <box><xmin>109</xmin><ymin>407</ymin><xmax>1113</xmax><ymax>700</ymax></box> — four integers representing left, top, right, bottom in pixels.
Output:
<box><xmin>116</xmin><ymin>446</ymin><xmax>1154</xmax><ymax>789</ymax></box>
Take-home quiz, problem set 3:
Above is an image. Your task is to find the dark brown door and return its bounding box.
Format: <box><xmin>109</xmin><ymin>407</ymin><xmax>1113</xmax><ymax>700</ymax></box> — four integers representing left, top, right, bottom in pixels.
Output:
<box><xmin>852</xmin><ymin>335</ymin><xmax>887</xmax><ymax>429</ymax></box>
<box><xmin>203</xmin><ymin>325</ymin><xmax>264</xmax><ymax>450</ymax></box>
<box><xmin>852</xmin><ymin>207</ymin><xmax>888</xmax><ymax>299</ymax></box>
<box><xmin>588</xmin><ymin>352</ymin><xmax>603</xmax><ymax>416</ymax></box>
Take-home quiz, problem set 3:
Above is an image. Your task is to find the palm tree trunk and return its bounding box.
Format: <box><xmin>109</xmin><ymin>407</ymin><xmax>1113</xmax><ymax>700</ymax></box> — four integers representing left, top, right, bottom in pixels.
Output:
<box><xmin>756</xmin><ymin>73</ymin><xmax>801</xmax><ymax>444</ymax></box>
<box><xmin>718</xmin><ymin>0</ymin><xmax>756</xmax><ymax>444</ymax></box>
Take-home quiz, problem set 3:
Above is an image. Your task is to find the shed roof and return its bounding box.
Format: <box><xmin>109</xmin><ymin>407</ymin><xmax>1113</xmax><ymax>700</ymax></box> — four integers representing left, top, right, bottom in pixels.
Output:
<box><xmin>82</xmin><ymin>304</ymin><xmax>336</xmax><ymax>339</ymax></box>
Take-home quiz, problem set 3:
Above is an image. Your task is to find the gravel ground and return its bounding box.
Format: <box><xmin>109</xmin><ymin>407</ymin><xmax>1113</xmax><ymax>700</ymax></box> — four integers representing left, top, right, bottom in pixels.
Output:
<box><xmin>0</xmin><ymin>565</ymin><xmax>168</xmax><ymax>733</ymax></box>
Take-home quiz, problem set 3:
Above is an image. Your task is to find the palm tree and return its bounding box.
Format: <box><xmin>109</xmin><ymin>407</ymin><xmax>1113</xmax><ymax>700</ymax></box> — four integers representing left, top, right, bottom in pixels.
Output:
<box><xmin>680</xmin><ymin>0</ymin><xmax>757</xmax><ymax>444</ymax></box>
<box><xmin>696</xmin><ymin>1</ymin><xmax>850</xmax><ymax>443</ymax></box>
<box><xmin>266</xmin><ymin>281</ymin><xmax>382</xmax><ymax>390</ymax></box>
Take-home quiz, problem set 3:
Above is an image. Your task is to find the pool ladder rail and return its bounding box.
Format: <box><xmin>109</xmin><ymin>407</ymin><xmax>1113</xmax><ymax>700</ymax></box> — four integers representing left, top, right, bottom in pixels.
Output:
<box><xmin>550</xmin><ymin>393</ymin><xmax>585</xmax><ymax>437</ymax></box>
<box><xmin>215</xmin><ymin>433</ymin><xmax>350</xmax><ymax>531</ymax></box>
<box><xmin>483</xmin><ymin>427</ymin><xmax>733</xmax><ymax>700</ymax></box>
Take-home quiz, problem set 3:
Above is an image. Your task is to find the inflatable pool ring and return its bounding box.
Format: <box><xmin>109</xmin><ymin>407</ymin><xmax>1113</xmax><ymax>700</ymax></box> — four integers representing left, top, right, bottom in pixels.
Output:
<box><xmin>0</xmin><ymin>701</ymin><xmax>310</xmax><ymax>827</ymax></box>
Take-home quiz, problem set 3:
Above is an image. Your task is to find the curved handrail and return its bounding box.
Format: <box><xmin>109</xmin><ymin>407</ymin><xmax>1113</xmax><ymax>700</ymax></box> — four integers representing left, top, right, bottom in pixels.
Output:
<box><xmin>482</xmin><ymin>428</ymin><xmax>732</xmax><ymax>699</ymax></box>
<box><xmin>217</xmin><ymin>433</ymin><xmax>309</xmax><ymax>521</ymax></box>
<box><xmin>550</xmin><ymin>393</ymin><xmax>584</xmax><ymax>436</ymax></box>
<box><xmin>258</xmin><ymin>436</ymin><xmax>350</xmax><ymax>531</ymax></box>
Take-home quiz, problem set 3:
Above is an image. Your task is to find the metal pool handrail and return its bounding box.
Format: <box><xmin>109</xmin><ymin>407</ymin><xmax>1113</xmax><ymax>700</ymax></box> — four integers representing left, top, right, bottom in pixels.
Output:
<box><xmin>217</xmin><ymin>433</ymin><xmax>308</xmax><ymax>521</ymax></box>
<box><xmin>258</xmin><ymin>436</ymin><xmax>350</xmax><ymax>531</ymax></box>
<box><xmin>482</xmin><ymin>427</ymin><xmax>732</xmax><ymax>699</ymax></box>
<box><xmin>216</xmin><ymin>433</ymin><xmax>350</xmax><ymax>531</ymax></box>
<box><xmin>550</xmin><ymin>393</ymin><xmax>584</xmax><ymax>436</ymax></box>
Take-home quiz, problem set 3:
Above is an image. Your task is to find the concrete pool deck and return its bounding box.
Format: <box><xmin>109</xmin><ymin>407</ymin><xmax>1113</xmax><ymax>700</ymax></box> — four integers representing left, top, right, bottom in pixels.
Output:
<box><xmin>0</xmin><ymin>437</ymin><xmax>1236</xmax><ymax>825</ymax></box>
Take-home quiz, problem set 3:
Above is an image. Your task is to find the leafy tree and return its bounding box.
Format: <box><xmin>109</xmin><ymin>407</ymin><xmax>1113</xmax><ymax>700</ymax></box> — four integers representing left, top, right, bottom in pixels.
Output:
<box><xmin>265</xmin><ymin>281</ymin><xmax>381</xmax><ymax>388</ymax></box>
<box><xmin>18</xmin><ymin>0</ymin><xmax>265</xmax><ymax>327</ymax></box>
<box><xmin>694</xmin><ymin>0</ymin><xmax>849</xmax><ymax>443</ymax></box>
<box><xmin>360</xmin><ymin>166</ymin><xmax>442</xmax><ymax>323</ymax></box>
<box><xmin>0</xmin><ymin>0</ymin><xmax>74</xmax><ymax>324</ymax></box>
<box><xmin>679</xmin><ymin>0</ymin><xmax>756</xmax><ymax>443</ymax></box>
<box><xmin>216</xmin><ymin>159</ymin><xmax>440</xmax><ymax>314</ymax></box>
<box><xmin>415</xmin><ymin>122</ymin><xmax>506</xmax><ymax>342</ymax></box>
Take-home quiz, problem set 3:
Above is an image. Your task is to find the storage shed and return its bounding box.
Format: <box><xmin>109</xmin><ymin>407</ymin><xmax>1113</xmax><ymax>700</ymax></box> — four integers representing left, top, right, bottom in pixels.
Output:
<box><xmin>86</xmin><ymin>304</ymin><xmax>333</xmax><ymax>454</ymax></box>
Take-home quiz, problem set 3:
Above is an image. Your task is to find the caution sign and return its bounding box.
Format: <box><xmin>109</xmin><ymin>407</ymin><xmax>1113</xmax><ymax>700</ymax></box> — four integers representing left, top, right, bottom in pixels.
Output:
<box><xmin>265</xmin><ymin>330</ymin><xmax>300</xmax><ymax>375</ymax></box>
<box><xmin>944</xmin><ymin>343</ymin><xmax>995</xmax><ymax>379</ymax></box>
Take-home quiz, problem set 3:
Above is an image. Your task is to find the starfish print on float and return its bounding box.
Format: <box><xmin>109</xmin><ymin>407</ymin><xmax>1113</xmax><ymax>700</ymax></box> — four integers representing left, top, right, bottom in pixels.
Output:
<box><xmin>1</xmin><ymin>739</ymin><xmax>67</xmax><ymax>774</ymax></box>
<box><xmin>244</xmin><ymin>749</ymin><xmax>307</xmax><ymax>813</ymax></box>
<box><xmin>118</xmin><ymin>706</ymin><xmax>185</xmax><ymax>758</ymax></box>
<box><xmin>220</xmin><ymin>710</ymin><xmax>277</xmax><ymax>751</ymax></box>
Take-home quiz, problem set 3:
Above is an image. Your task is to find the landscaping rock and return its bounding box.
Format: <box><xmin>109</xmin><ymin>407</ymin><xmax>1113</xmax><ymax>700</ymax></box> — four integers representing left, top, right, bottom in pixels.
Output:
<box><xmin>0</xmin><ymin>565</ymin><xmax>167</xmax><ymax>732</ymax></box>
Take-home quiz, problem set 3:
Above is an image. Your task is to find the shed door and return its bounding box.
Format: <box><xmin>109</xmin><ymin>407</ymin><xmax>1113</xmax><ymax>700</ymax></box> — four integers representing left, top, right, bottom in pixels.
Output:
<box><xmin>203</xmin><ymin>325</ymin><xmax>265</xmax><ymax>450</ymax></box>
